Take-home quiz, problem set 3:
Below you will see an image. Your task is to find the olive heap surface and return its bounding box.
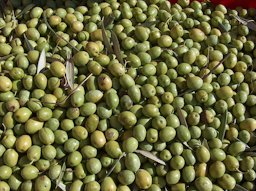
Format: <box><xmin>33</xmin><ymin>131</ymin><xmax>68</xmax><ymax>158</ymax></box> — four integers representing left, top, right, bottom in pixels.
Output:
<box><xmin>0</xmin><ymin>0</ymin><xmax>256</xmax><ymax>191</ymax></box>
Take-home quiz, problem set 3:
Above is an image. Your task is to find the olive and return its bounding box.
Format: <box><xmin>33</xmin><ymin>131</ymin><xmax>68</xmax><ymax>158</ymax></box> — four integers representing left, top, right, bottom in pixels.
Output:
<box><xmin>34</xmin><ymin>175</ymin><xmax>51</xmax><ymax>191</ymax></box>
<box><xmin>135</xmin><ymin>169</ymin><xmax>152</xmax><ymax>189</ymax></box>
<box><xmin>217</xmin><ymin>174</ymin><xmax>236</xmax><ymax>190</ymax></box>
<box><xmin>209</xmin><ymin>161</ymin><xmax>226</xmax><ymax>178</ymax></box>
<box><xmin>0</xmin><ymin>165</ymin><xmax>12</xmax><ymax>180</ymax></box>
<box><xmin>101</xmin><ymin>177</ymin><xmax>117</xmax><ymax>191</ymax></box>
<box><xmin>0</xmin><ymin>181</ymin><xmax>10</xmax><ymax>191</ymax></box>
<box><xmin>182</xmin><ymin>166</ymin><xmax>195</xmax><ymax>183</ymax></box>
<box><xmin>3</xmin><ymin>149</ymin><xmax>19</xmax><ymax>167</ymax></box>
<box><xmin>195</xmin><ymin>177</ymin><xmax>213</xmax><ymax>191</ymax></box>
<box><xmin>21</xmin><ymin>165</ymin><xmax>39</xmax><ymax>180</ymax></box>
<box><xmin>105</xmin><ymin>140</ymin><xmax>122</xmax><ymax>158</ymax></box>
<box><xmin>118</xmin><ymin>170</ymin><xmax>135</xmax><ymax>185</ymax></box>
<box><xmin>15</xmin><ymin>135</ymin><xmax>32</xmax><ymax>153</ymax></box>
<box><xmin>84</xmin><ymin>181</ymin><xmax>100</xmax><ymax>191</ymax></box>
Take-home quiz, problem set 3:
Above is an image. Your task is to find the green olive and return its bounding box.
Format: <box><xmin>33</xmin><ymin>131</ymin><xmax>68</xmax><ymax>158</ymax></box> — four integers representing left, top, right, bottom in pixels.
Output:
<box><xmin>34</xmin><ymin>175</ymin><xmax>51</xmax><ymax>191</ymax></box>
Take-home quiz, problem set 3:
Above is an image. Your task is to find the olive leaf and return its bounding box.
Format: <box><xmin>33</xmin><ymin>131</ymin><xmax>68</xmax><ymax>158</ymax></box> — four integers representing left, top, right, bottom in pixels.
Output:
<box><xmin>203</xmin><ymin>53</ymin><xmax>231</xmax><ymax>79</ymax></box>
<box><xmin>65</xmin><ymin>53</ymin><xmax>74</xmax><ymax>90</ymax></box>
<box><xmin>142</xmin><ymin>21</ymin><xmax>158</xmax><ymax>27</ymax></box>
<box><xmin>15</xmin><ymin>3</ymin><xmax>35</xmax><ymax>18</ymax></box>
<box><xmin>111</xmin><ymin>31</ymin><xmax>124</xmax><ymax>65</ymax></box>
<box><xmin>36</xmin><ymin>49</ymin><xmax>46</xmax><ymax>74</ymax></box>
<box><xmin>202</xmin><ymin>139</ymin><xmax>209</xmax><ymax>150</ymax></box>
<box><xmin>103</xmin><ymin>14</ymin><xmax>115</xmax><ymax>27</ymax></box>
<box><xmin>24</xmin><ymin>34</ymin><xmax>33</xmax><ymax>51</ymax></box>
<box><xmin>245</xmin><ymin>145</ymin><xmax>256</xmax><ymax>152</ymax></box>
<box><xmin>43</xmin><ymin>12</ymin><xmax>79</xmax><ymax>52</ymax></box>
<box><xmin>234</xmin><ymin>137</ymin><xmax>250</xmax><ymax>149</ymax></box>
<box><xmin>101</xmin><ymin>17</ymin><xmax>113</xmax><ymax>54</ymax></box>
<box><xmin>46</xmin><ymin>57</ymin><xmax>63</xmax><ymax>63</ymax></box>
<box><xmin>57</xmin><ymin>73</ymin><xmax>93</xmax><ymax>105</ymax></box>
<box><xmin>231</xmin><ymin>14</ymin><xmax>256</xmax><ymax>31</ymax></box>
<box><xmin>244</xmin><ymin>152</ymin><xmax>256</xmax><ymax>157</ymax></box>
<box><xmin>99</xmin><ymin>152</ymin><xmax>126</xmax><ymax>183</ymax></box>
<box><xmin>233</xmin><ymin>184</ymin><xmax>248</xmax><ymax>191</ymax></box>
<box><xmin>0</xmin><ymin>53</ymin><xmax>16</xmax><ymax>61</ymax></box>
<box><xmin>218</xmin><ymin>110</ymin><xmax>228</xmax><ymax>141</ymax></box>
<box><xmin>135</xmin><ymin>150</ymin><xmax>166</xmax><ymax>165</ymax></box>
<box><xmin>176</xmin><ymin>107</ymin><xmax>188</xmax><ymax>128</ymax></box>
<box><xmin>55</xmin><ymin>161</ymin><xmax>66</xmax><ymax>190</ymax></box>
<box><xmin>218</xmin><ymin>22</ymin><xmax>228</xmax><ymax>32</ymax></box>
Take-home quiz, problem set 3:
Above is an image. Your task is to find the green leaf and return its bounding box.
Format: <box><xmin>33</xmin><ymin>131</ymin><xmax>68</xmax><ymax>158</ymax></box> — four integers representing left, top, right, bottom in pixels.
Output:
<box><xmin>24</xmin><ymin>34</ymin><xmax>33</xmax><ymax>51</ymax></box>
<box><xmin>16</xmin><ymin>3</ymin><xmax>35</xmax><ymax>18</ymax></box>
<box><xmin>111</xmin><ymin>31</ymin><xmax>124</xmax><ymax>65</ymax></box>
<box><xmin>218</xmin><ymin>110</ymin><xmax>228</xmax><ymax>141</ymax></box>
<box><xmin>43</xmin><ymin>12</ymin><xmax>79</xmax><ymax>52</ymax></box>
<box><xmin>65</xmin><ymin>53</ymin><xmax>74</xmax><ymax>90</ymax></box>
<box><xmin>55</xmin><ymin>161</ymin><xmax>66</xmax><ymax>190</ymax></box>
<box><xmin>101</xmin><ymin>18</ymin><xmax>113</xmax><ymax>54</ymax></box>
<box><xmin>36</xmin><ymin>49</ymin><xmax>46</xmax><ymax>74</ymax></box>
<box><xmin>135</xmin><ymin>150</ymin><xmax>166</xmax><ymax>165</ymax></box>
<box><xmin>99</xmin><ymin>152</ymin><xmax>126</xmax><ymax>183</ymax></box>
<box><xmin>176</xmin><ymin>107</ymin><xmax>188</xmax><ymax>128</ymax></box>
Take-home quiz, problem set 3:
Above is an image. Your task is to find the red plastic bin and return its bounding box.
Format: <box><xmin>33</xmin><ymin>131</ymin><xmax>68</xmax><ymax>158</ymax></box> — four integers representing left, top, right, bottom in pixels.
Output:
<box><xmin>169</xmin><ymin>0</ymin><xmax>256</xmax><ymax>9</ymax></box>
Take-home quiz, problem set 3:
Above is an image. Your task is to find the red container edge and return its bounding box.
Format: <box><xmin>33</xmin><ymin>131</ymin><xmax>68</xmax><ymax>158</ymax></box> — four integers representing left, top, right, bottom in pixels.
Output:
<box><xmin>169</xmin><ymin>0</ymin><xmax>256</xmax><ymax>9</ymax></box>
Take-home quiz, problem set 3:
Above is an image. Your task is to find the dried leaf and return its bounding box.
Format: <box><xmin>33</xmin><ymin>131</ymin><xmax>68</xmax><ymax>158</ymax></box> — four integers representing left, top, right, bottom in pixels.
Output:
<box><xmin>231</xmin><ymin>14</ymin><xmax>256</xmax><ymax>31</ymax></box>
<box><xmin>103</xmin><ymin>14</ymin><xmax>114</xmax><ymax>27</ymax></box>
<box><xmin>56</xmin><ymin>161</ymin><xmax>66</xmax><ymax>190</ymax></box>
<box><xmin>16</xmin><ymin>3</ymin><xmax>35</xmax><ymax>18</ymax></box>
<box><xmin>65</xmin><ymin>55</ymin><xmax>74</xmax><ymax>90</ymax></box>
<box><xmin>234</xmin><ymin>184</ymin><xmax>248</xmax><ymax>191</ymax></box>
<box><xmin>0</xmin><ymin>53</ymin><xmax>16</xmax><ymax>61</ymax></box>
<box><xmin>99</xmin><ymin>152</ymin><xmax>126</xmax><ymax>183</ymax></box>
<box><xmin>246</xmin><ymin>145</ymin><xmax>256</xmax><ymax>152</ymax></box>
<box><xmin>244</xmin><ymin>152</ymin><xmax>256</xmax><ymax>157</ymax></box>
<box><xmin>176</xmin><ymin>107</ymin><xmax>188</xmax><ymax>128</ymax></box>
<box><xmin>203</xmin><ymin>53</ymin><xmax>230</xmax><ymax>79</ymax></box>
<box><xmin>101</xmin><ymin>18</ymin><xmax>113</xmax><ymax>54</ymax></box>
<box><xmin>135</xmin><ymin>150</ymin><xmax>166</xmax><ymax>165</ymax></box>
<box><xmin>218</xmin><ymin>110</ymin><xmax>228</xmax><ymax>141</ymax></box>
<box><xmin>58</xmin><ymin>182</ymin><xmax>66</xmax><ymax>191</ymax></box>
<box><xmin>57</xmin><ymin>73</ymin><xmax>93</xmax><ymax>105</ymax></box>
<box><xmin>43</xmin><ymin>12</ymin><xmax>79</xmax><ymax>52</ymax></box>
<box><xmin>37</xmin><ymin>49</ymin><xmax>46</xmax><ymax>74</ymax></box>
<box><xmin>24</xmin><ymin>34</ymin><xmax>33</xmax><ymax>51</ymax></box>
<box><xmin>111</xmin><ymin>31</ymin><xmax>124</xmax><ymax>65</ymax></box>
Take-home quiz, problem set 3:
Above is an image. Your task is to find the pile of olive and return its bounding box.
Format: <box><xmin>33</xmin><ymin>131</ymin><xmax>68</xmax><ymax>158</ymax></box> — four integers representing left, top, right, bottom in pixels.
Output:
<box><xmin>0</xmin><ymin>0</ymin><xmax>256</xmax><ymax>190</ymax></box>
